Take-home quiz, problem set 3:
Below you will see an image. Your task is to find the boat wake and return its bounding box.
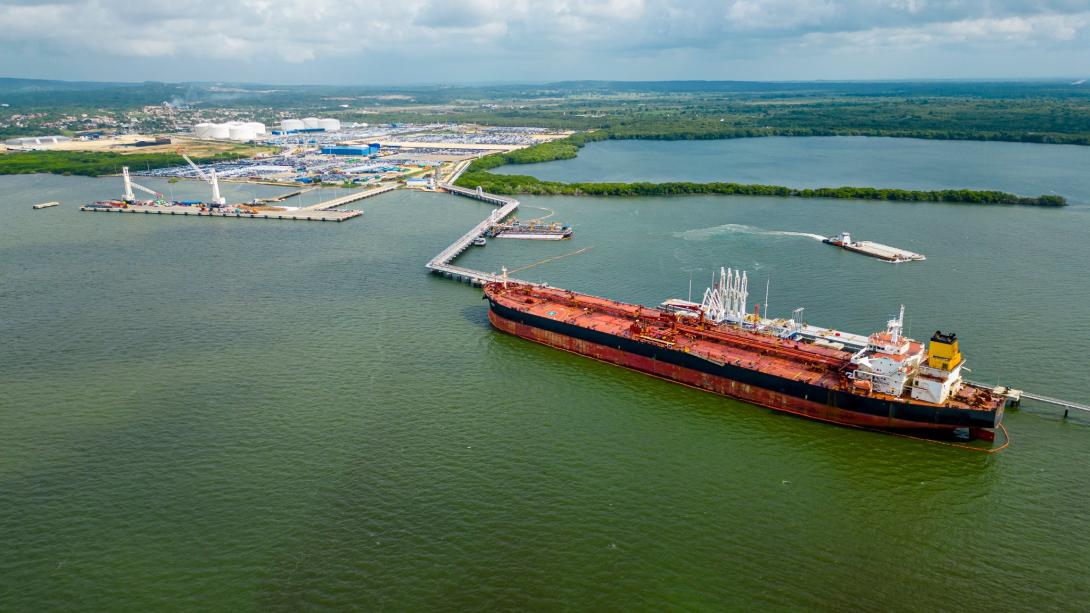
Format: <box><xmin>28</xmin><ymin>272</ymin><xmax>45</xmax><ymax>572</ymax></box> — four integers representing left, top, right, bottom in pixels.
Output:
<box><xmin>674</xmin><ymin>223</ymin><xmax>826</xmax><ymax>242</ymax></box>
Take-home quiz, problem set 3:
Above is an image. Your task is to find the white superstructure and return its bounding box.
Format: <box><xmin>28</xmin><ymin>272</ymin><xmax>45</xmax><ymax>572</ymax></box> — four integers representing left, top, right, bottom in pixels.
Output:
<box><xmin>848</xmin><ymin>306</ymin><xmax>926</xmax><ymax>396</ymax></box>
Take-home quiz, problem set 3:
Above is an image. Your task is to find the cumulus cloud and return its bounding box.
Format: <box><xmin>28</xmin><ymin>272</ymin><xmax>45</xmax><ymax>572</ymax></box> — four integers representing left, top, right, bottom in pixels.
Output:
<box><xmin>801</xmin><ymin>12</ymin><xmax>1090</xmax><ymax>50</ymax></box>
<box><xmin>0</xmin><ymin>0</ymin><xmax>1086</xmax><ymax>80</ymax></box>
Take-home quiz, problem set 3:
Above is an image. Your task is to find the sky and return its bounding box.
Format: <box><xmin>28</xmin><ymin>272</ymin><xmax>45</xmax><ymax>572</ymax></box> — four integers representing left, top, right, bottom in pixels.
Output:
<box><xmin>0</xmin><ymin>0</ymin><xmax>1088</xmax><ymax>84</ymax></box>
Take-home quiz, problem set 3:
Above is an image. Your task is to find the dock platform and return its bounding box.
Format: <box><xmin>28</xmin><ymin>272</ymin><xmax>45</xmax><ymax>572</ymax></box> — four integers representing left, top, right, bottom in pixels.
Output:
<box><xmin>80</xmin><ymin>204</ymin><xmax>362</xmax><ymax>222</ymax></box>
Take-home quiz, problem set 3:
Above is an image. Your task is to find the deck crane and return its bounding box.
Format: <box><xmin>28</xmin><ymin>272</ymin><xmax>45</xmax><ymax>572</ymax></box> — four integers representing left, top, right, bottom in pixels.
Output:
<box><xmin>179</xmin><ymin>151</ymin><xmax>226</xmax><ymax>205</ymax></box>
<box><xmin>121</xmin><ymin>166</ymin><xmax>165</xmax><ymax>203</ymax></box>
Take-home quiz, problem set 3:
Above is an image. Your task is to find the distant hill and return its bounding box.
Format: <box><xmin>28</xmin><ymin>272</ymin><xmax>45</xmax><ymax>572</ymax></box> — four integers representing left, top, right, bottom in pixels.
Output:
<box><xmin>0</xmin><ymin>77</ymin><xmax>133</xmax><ymax>94</ymax></box>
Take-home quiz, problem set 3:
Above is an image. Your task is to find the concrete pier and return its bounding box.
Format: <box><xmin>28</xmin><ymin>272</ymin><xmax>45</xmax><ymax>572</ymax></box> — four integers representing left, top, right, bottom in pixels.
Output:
<box><xmin>300</xmin><ymin>184</ymin><xmax>397</xmax><ymax>211</ymax></box>
<box><xmin>80</xmin><ymin>204</ymin><xmax>362</xmax><ymax>222</ymax></box>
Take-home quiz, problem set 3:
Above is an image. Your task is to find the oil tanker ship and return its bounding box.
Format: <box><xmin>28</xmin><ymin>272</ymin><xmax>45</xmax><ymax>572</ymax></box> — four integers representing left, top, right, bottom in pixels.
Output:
<box><xmin>484</xmin><ymin>268</ymin><xmax>1011</xmax><ymax>440</ymax></box>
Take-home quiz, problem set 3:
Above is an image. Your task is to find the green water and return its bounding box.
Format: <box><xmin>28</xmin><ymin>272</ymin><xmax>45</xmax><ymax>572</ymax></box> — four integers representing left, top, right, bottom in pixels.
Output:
<box><xmin>2</xmin><ymin>172</ymin><xmax>1089</xmax><ymax>610</ymax></box>
<box><xmin>494</xmin><ymin>136</ymin><xmax>1090</xmax><ymax>204</ymax></box>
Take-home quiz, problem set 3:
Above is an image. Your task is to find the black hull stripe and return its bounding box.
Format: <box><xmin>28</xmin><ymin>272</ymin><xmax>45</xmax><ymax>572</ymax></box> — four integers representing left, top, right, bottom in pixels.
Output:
<box><xmin>490</xmin><ymin>300</ymin><xmax>997</xmax><ymax>428</ymax></box>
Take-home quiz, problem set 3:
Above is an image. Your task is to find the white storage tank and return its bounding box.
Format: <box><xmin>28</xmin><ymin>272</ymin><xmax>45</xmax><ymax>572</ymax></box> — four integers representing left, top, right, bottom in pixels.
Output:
<box><xmin>208</xmin><ymin>124</ymin><xmax>231</xmax><ymax>139</ymax></box>
<box><xmin>229</xmin><ymin>125</ymin><xmax>256</xmax><ymax>141</ymax></box>
<box><xmin>318</xmin><ymin>118</ymin><xmax>340</xmax><ymax>131</ymax></box>
<box><xmin>302</xmin><ymin>117</ymin><xmax>320</xmax><ymax>129</ymax></box>
<box><xmin>281</xmin><ymin>119</ymin><xmax>304</xmax><ymax>132</ymax></box>
<box><xmin>193</xmin><ymin>123</ymin><xmax>214</xmax><ymax>138</ymax></box>
<box><xmin>245</xmin><ymin>122</ymin><xmax>266</xmax><ymax>135</ymax></box>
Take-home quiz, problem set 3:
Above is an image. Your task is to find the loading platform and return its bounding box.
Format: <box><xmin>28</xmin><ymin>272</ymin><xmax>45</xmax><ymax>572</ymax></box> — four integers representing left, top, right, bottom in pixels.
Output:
<box><xmin>426</xmin><ymin>183</ymin><xmax>522</xmax><ymax>285</ymax></box>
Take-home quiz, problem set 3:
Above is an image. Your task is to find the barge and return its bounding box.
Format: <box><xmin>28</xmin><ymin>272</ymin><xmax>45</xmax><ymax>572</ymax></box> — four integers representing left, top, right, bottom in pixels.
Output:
<box><xmin>823</xmin><ymin>232</ymin><xmax>925</xmax><ymax>263</ymax></box>
<box><xmin>487</xmin><ymin>219</ymin><xmax>572</xmax><ymax>240</ymax></box>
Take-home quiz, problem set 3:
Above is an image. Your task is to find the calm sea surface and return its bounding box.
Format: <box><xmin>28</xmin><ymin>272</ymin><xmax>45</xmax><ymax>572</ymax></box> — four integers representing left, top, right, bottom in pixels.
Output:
<box><xmin>2</xmin><ymin>154</ymin><xmax>1089</xmax><ymax>610</ymax></box>
<box><xmin>494</xmin><ymin>136</ymin><xmax>1090</xmax><ymax>204</ymax></box>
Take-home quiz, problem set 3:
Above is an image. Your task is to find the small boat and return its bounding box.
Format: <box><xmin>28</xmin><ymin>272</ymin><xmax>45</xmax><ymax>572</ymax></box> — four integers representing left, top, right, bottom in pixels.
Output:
<box><xmin>32</xmin><ymin>201</ymin><xmax>60</xmax><ymax>209</ymax></box>
<box><xmin>473</xmin><ymin>237</ymin><xmax>487</xmax><ymax>246</ymax></box>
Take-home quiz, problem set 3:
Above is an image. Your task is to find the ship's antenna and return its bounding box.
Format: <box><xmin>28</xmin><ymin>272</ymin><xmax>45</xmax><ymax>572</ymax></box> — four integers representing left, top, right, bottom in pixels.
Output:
<box><xmin>501</xmin><ymin>266</ymin><xmax>508</xmax><ymax>289</ymax></box>
<box><xmin>688</xmin><ymin>270</ymin><xmax>693</xmax><ymax>303</ymax></box>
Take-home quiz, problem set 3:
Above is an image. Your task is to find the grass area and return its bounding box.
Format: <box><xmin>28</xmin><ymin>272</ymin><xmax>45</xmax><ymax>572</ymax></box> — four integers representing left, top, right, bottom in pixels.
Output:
<box><xmin>455</xmin><ymin>134</ymin><xmax>1067</xmax><ymax>206</ymax></box>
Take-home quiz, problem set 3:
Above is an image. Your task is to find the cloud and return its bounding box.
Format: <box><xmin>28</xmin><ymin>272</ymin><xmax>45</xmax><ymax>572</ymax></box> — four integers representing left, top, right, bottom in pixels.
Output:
<box><xmin>801</xmin><ymin>11</ymin><xmax>1090</xmax><ymax>50</ymax></box>
<box><xmin>0</xmin><ymin>0</ymin><xmax>1086</xmax><ymax>81</ymax></box>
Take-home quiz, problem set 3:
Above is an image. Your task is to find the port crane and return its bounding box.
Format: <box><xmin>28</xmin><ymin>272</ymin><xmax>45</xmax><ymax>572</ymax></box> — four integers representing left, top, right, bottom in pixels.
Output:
<box><xmin>121</xmin><ymin>166</ymin><xmax>165</xmax><ymax>203</ymax></box>
<box><xmin>179</xmin><ymin>151</ymin><xmax>225</xmax><ymax>205</ymax></box>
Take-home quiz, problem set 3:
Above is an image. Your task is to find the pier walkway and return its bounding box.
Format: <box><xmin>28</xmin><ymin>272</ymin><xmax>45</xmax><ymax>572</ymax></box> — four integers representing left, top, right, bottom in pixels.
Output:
<box><xmin>300</xmin><ymin>184</ymin><xmax>397</xmax><ymax>211</ymax></box>
<box><xmin>426</xmin><ymin>183</ymin><xmax>520</xmax><ymax>285</ymax></box>
<box><xmin>1019</xmin><ymin>391</ymin><xmax>1090</xmax><ymax>417</ymax></box>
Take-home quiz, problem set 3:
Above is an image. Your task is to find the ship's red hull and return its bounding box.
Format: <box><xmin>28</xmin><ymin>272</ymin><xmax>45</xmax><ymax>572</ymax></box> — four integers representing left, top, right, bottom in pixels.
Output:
<box><xmin>489</xmin><ymin>308</ymin><xmax>991</xmax><ymax>438</ymax></box>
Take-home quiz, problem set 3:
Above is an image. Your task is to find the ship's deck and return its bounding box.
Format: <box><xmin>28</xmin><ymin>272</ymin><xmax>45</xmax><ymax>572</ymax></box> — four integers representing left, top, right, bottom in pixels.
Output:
<box><xmin>488</xmin><ymin>282</ymin><xmax>1004</xmax><ymax>414</ymax></box>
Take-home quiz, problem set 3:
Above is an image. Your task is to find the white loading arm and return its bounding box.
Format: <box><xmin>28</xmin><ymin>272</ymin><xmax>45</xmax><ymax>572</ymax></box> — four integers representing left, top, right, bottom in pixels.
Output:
<box><xmin>180</xmin><ymin>152</ymin><xmax>225</xmax><ymax>205</ymax></box>
<box><xmin>122</xmin><ymin>166</ymin><xmax>164</xmax><ymax>202</ymax></box>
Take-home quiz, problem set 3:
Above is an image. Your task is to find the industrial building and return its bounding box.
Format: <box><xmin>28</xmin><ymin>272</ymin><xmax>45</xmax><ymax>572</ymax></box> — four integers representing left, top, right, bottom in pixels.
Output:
<box><xmin>193</xmin><ymin>121</ymin><xmax>267</xmax><ymax>141</ymax></box>
<box><xmin>277</xmin><ymin>118</ymin><xmax>341</xmax><ymax>134</ymax></box>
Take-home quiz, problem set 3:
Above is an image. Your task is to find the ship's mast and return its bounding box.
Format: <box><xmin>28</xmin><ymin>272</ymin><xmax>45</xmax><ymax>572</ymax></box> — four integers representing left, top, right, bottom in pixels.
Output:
<box><xmin>889</xmin><ymin>304</ymin><xmax>905</xmax><ymax>343</ymax></box>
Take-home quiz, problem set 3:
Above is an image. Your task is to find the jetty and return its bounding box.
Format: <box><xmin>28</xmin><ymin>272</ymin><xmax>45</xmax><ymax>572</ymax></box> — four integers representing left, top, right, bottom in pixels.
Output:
<box><xmin>256</xmin><ymin>186</ymin><xmax>316</xmax><ymax>203</ymax></box>
<box><xmin>80</xmin><ymin>204</ymin><xmax>362</xmax><ymax>222</ymax></box>
<box><xmin>426</xmin><ymin>183</ymin><xmax>521</xmax><ymax>285</ymax></box>
<box><xmin>299</xmin><ymin>184</ymin><xmax>397</xmax><ymax>211</ymax></box>
<box><xmin>32</xmin><ymin>201</ymin><xmax>60</xmax><ymax>209</ymax></box>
